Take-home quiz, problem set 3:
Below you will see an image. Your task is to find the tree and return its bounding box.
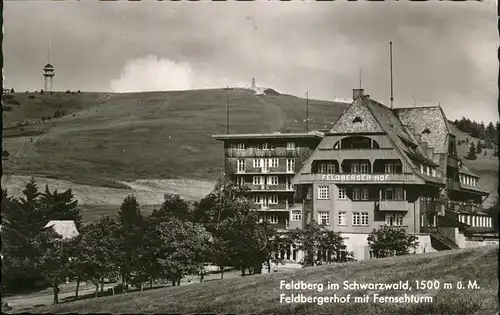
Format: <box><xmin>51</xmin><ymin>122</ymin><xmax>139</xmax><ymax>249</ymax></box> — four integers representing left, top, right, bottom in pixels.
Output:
<box><xmin>465</xmin><ymin>142</ymin><xmax>477</xmax><ymax>160</ymax></box>
<box><xmin>117</xmin><ymin>195</ymin><xmax>144</xmax><ymax>293</ymax></box>
<box><xmin>155</xmin><ymin>218</ymin><xmax>210</xmax><ymax>286</ymax></box>
<box><xmin>32</xmin><ymin>228</ymin><xmax>69</xmax><ymax>304</ymax></box>
<box><xmin>476</xmin><ymin>141</ymin><xmax>483</xmax><ymax>154</ymax></box>
<box><xmin>152</xmin><ymin>194</ymin><xmax>192</xmax><ymax>222</ymax></box>
<box><xmin>367</xmin><ymin>226</ymin><xmax>419</xmax><ymax>258</ymax></box>
<box><xmin>2</xmin><ymin>149</ymin><xmax>10</xmax><ymax>159</ymax></box>
<box><xmin>40</xmin><ymin>89</ymin><xmax>44</xmax><ymax>95</ymax></box>
<box><xmin>75</xmin><ymin>216</ymin><xmax>121</xmax><ymax>297</ymax></box>
<box><xmin>10</xmin><ymin>88</ymin><xmax>15</xmax><ymax>93</ymax></box>
<box><xmin>39</xmin><ymin>185</ymin><xmax>82</xmax><ymax>229</ymax></box>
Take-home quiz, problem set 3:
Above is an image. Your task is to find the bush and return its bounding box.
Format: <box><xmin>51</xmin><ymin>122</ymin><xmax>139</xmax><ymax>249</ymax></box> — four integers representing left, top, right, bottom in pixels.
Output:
<box><xmin>40</xmin><ymin>90</ymin><xmax>44</xmax><ymax>95</ymax></box>
<box><xmin>29</xmin><ymin>95</ymin><xmax>35</xmax><ymax>99</ymax></box>
<box><xmin>367</xmin><ymin>226</ymin><xmax>419</xmax><ymax>258</ymax></box>
<box><xmin>2</xmin><ymin>94</ymin><xmax>14</xmax><ymax>100</ymax></box>
<box><xmin>54</xmin><ymin>110</ymin><xmax>61</xmax><ymax>118</ymax></box>
<box><xmin>66</xmin><ymin>90</ymin><xmax>71</xmax><ymax>94</ymax></box>
<box><xmin>10</xmin><ymin>88</ymin><xmax>15</xmax><ymax>93</ymax></box>
<box><xmin>2</xmin><ymin>149</ymin><xmax>10</xmax><ymax>159</ymax></box>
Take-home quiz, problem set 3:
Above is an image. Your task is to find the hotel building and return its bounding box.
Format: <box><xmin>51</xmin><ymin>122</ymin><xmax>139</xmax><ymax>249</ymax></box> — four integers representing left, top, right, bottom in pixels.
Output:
<box><xmin>213</xmin><ymin>88</ymin><xmax>497</xmax><ymax>262</ymax></box>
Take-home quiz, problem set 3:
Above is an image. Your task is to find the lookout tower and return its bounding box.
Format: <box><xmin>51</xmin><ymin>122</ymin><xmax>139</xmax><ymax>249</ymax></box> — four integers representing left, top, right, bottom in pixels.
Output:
<box><xmin>251</xmin><ymin>78</ymin><xmax>256</xmax><ymax>89</ymax></box>
<box><xmin>43</xmin><ymin>63</ymin><xmax>55</xmax><ymax>92</ymax></box>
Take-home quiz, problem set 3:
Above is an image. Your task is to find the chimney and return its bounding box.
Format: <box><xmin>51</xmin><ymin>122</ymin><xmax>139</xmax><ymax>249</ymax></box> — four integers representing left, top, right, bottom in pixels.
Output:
<box><xmin>426</xmin><ymin>147</ymin><xmax>434</xmax><ymax>161</ymax></box>
<box><xmin>353</xmin><ymin>88</ymin><xmax>364</xmax><ymax>100</ymax></box>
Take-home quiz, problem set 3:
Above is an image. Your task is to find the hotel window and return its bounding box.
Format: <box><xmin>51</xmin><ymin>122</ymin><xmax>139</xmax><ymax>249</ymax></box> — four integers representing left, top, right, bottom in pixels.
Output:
<box><xmin>351</xmin><ymin>163</ymin><xmax>360</xmax><ymax>173</ymax></box>
<box><xmin>361</xmin><ymin>212</ymin><xmax>369</xmax><ymax>225</ymax></box>
<box><xmin>237</xmin><ymin>176</ymin><xmax>245</xmax><ymax>187</ymax></box>
<box><xmin>268</xmin><ymin>214</ymin><xmax>279</xmax><ymax>224</ymax></box>
<box><xmin>385</xmin><ymin>213</ymin><xmax>404</xmax><ymax>226</ymax></box>
<box><xmin>338</xmin><ymin>188</ymin><xmax>347</xmax><ymax>200</ymax></box>
<box><xmin>237</xmin><ymin>143</ymin><xmax>245</xmax><ymax>150</ymax></box>
<box><xmin>473</xmin><ymin>178</ymin><xmax>477</xmax><ymax>186</ymax></box>
<box><xmin>286</xmin><ymin>142</ymin><xmax>296</xmax><ymax>150</ymax></box>
<box><xmin>383</xmin><ymin>188</ymin><xmax>394</xmax><ymax>200</ymax></box>
<box><xmin>262</xmin><ymin>142</ymin><xmax>269</xmax><ymax>150</ymax></box>
<box><xmin>318</xmin><ymin>212</ymin><xmax>330</xmax><ymax>225</ymax></box>
<box><xmin>352</xmin><ymin>188</ymin><xmax>361</xmax><ymax>200</ymax></box>
<box><xmin>327</xmin><ymin>164</ymin><xmax>336</xmax><ymax>174</ymax></box>
<box><xmin>268</xmin><ymin>195</ymin><xmax>278</xmax><ymax>204</ymax></box>
<box><xmin>431</xmin><ymin>169</ymin><xmax>436</xmax><ymax>177</ymax></box>
<box><xmin>394</xmin><ymin>187</ymin><xmax>403</xmax><ymax>200</ymax></box>
<box><xmin>268</xmin><ymin>176</ymin><xmax>278</xmax><ymax>186</ymax></box>
<box><xmin>291</xmin><ymin>210</ymin><xmax>302</xmax><ymax>221</ymax></box>
<box><xmin>286</xmin><ymin>159</ymin><xmax>295</xmax><ymax>172</ymax></box>
<box><xmin>319</xmin><ymin>163</ymin><xmax>327</xmax><ymax>174</ymax></box>
<box><xmin>338</xmin><ymin>212</ymin><xmax>347</xmax><ymax>226</ymax></box>
<box><xmin>420</xmin><ymin>164</ymin><xmax>424</xmax><ymax>174</ymax></box>
<box><xmin>318</xmin><ymin>186</ymin><xmax>330</xmax><ymax>199</ymax></box>
<box><xmin>361</xmin><ymin>188</ymin><xmax>369</xmax><ymax>200</ymax></box>
<box><xmin>270</xmin><ymin>158</ymin><xmax>279</xmax><ymax>168</ymax></box>
<box><xmin>353</xmin><ymin>212</ymin><xmax>369</xmax><ymax>226</ymax></box>
<box><xmin>426</xmin><ymin>166</ymin><xmax>431</xmax><ymax>176</ymax></box>
<box><xmin>360</xmin><ymin>163</ymin><xmax>369</xmax><ymax>174</ymax></box>
<box><xmin>385</xmin><ymin>163</ymin><xmax>394</xmax><ymax>173</ymax></box>
<box><xmin>237</xmin><ymin>159</ymin><xmax>246</xmax><ymax>173</ymax></box>
<box><xmin>253</xmin><ymin>176</ymin><xmax>263</xmax><ymax>186</ymax></box>
<box><xmin>252</xmin><ymin>195</ymin><xmax>261</xmax><ymax>204</ymax></box>
<box><xmin>253</xmin><ymin>159</ymin><xmax>262</xmax><ymax>168</ymax></box>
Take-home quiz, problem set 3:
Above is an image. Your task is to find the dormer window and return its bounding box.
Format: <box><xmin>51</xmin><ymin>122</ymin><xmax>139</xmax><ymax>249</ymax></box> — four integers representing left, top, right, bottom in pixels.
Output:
<box><xmin>422</xmin><ymin>128</ymin><xmax>431</xmax><ymax>134</ymax></box>
<box><xmin>352</xmin><ymin>116</ymin><xmax>363</xmax><ymax>123</ymax></box>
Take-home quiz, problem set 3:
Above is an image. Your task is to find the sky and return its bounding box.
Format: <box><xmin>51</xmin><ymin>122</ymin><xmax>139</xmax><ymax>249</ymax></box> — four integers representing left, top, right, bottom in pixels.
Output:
<box><xmin>4</xmin><ymin>1</ymin><xmax>498</xmax><ymax>123</ymax></box>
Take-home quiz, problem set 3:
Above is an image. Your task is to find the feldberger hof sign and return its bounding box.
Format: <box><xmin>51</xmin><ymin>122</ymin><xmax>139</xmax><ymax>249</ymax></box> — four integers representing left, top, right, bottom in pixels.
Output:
<box><xmin>320</xmin><ymin>174</ymin><xmax>391</xmax><ymax>181</ymax></box>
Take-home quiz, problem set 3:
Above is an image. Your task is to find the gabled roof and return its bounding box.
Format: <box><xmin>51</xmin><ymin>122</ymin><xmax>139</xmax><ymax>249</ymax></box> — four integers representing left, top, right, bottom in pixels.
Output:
<box><xmin>44</xmin><ymin>220</ymin><xmax>79</xmax><ymax>239</ymax></box>
<box><xmin>458</xmin><ymin>162</ymin><xmax>480</xmax><ymax>177</ymax></box>
<box><xmin>394</xmin><ymin>106</ymin><xmax>450</xmax><ymax>154</ymax></box>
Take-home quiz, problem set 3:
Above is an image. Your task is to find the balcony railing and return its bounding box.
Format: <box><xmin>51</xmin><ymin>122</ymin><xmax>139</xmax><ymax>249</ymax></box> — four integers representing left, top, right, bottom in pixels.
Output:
<box><xmin>244</xmin><ymin>165</ymin><xmax>295</xmax><ymax>174</ymax></box>
<box><xmin>244</xmin><ymin>184</ymin><xmax>294</xmax><ymax>191</ymax></box>
<box><xmin>376</xmin><ymin>200</ymin><xmax>409</xmax><ymax>211</ymax></box>
<box><xmin>315</xmin><ymin>148</ymin><xmax>400</xmax><ymax>160</ymax></box>
<box><xmin>446</xmin><ymin>201</ymin><xmax>483</xmax><ymax>213</ymax></box>
<box><xmin>379</xmin><ymin>225</ymin><xmax>409</xmax><ymax>232</ymax></box>
<box><xmin>251</xmin><ymin>203</ymin><xmax>292</xmax><ymax>211</ymax></box>
<box><xmin>225</xmin><ymin>147</ymin><xmax>311</xmax><ymax>158</ymax></box>
<box><xmin>293</xmin><ymin>173</ymin><xmax>415</xmax><ymax>184</ymax></box>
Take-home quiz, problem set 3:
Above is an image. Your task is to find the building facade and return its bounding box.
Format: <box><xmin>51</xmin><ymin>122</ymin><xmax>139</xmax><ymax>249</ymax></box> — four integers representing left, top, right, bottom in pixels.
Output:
<box><xmin>213</xmin><ymin>88</ymin><xmax>497</xmax><ymax>262</ymax></box>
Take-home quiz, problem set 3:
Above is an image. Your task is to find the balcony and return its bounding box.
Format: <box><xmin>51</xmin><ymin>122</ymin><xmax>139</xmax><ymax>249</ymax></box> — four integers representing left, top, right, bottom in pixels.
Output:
<box><xmin>378</xmin><ymin>225</ymin><xmax>409</xmax><ymax>233</ymax></box>
<box><xmin>376</xmin><ymin>200</ymin><xmax>409</xmax><ymax>212</ymax></box>
<box><xmin>245</xmin><ymin>166</ymin><xmax>295</xmax><ymax>174</ymax></box>
<box><xmin>315</xmin><ymin>148</ymin><xmax>400</xmax><ymax>160</ymax></box>
<box><xmin>293</xmin><ymin>173</ymin><xmax>415</xmax><ymax>184</ymax></box>
<box><xmin>225</xmin><ymin>147</ymin><xmax>310</xmax><ymax>158</ymax></box>
<box><xmin>244</xmin><ymin>184</ymin><xmax>294</xmax><ymax>192</ymax></box>
<box><xmin>251</xmin><ymin>203</ymin><xmax>291</xmax><ymax>211</ymax></box>
<box><xmin>446</xmin><ymin>201</ymin><xmax>483</xmax><ymax>214</ymax></box>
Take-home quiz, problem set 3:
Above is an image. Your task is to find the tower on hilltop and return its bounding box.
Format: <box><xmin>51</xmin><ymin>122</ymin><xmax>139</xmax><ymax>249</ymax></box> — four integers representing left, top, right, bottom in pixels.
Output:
<box><xmin>43</xmin><ymin>63</ymin><xmax>55</xmax><ymax>92</ymax></box>
<box><xmin>251</xmin><ymin>78</ymin><xmax>256</xmax><ymax>89</ymax></box>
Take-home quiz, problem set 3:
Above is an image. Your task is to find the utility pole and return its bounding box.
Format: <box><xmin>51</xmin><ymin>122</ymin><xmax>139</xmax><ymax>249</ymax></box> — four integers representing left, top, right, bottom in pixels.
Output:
<box><xmin>226</xmin><ymin>86</ymin><xmax>230</xmax><ymax>134</ymax></box>
<box><xmin>359</xmin><ymin>68</ymin><xmax>363</xmax><ymax>89</ymax></box>
<box><xmin>390</xmin><ymin>41</ymin><xmax>394</xmax><ymax>109</ymax></box>
<box><xmin>306</xmin><ymin>91</ymin><xmax>309</xmax><ymax>133</ymax></box>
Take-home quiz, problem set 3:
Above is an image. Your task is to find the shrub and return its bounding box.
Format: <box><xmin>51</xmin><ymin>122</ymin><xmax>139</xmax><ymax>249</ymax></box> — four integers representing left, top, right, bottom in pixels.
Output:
<box><xmin>367</xmin><ymin>226</ymin><xmax>419</xmax><ymax>258</ymax></box>
<box><xmin>29</xmin><ymin>95</ymin><xmax>35</xmax><ymax>99</ymax></box>
<box><xmin>40</xmin><ymin>90</ymin><xmax>44</xmax><ymax>95</ymax></box>
<box><xmin>2</xmin><ymin>149</ymin><xmax>10</xmax><ymax>159</ymax></box>
<box><xmin>10</xmin><ymin>88</ymin><xmax>15</xmax><ymax>93</ymax></box>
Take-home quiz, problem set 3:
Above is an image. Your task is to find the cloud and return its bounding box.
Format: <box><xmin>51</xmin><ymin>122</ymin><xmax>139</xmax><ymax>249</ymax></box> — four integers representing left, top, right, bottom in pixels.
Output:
<box><xmin>110</xmin><ymin>55</ymin><xmax>194</xmax><ymax>92</ymax></box>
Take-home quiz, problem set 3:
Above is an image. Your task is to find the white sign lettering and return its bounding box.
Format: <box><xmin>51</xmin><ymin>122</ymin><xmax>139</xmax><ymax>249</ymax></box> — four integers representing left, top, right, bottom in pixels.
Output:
<box><xmin>320</xmin><ymin>174</ymin><xmax>391</xmax><ymax>181</ymax></box>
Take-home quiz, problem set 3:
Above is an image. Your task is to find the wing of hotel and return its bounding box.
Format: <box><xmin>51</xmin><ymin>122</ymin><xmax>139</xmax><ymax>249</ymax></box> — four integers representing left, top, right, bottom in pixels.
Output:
<box><xmin>213</xmin><ymin>88</ymin><xmax>497</xmax><ymax>262</ymax></box>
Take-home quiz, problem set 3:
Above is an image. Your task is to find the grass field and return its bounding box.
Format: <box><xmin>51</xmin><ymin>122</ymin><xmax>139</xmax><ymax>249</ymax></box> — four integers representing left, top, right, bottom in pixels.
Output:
<box><xmin>24</xmin><ymin>246</ymin><xmax>498</xmax><ymax>314</ymax></box>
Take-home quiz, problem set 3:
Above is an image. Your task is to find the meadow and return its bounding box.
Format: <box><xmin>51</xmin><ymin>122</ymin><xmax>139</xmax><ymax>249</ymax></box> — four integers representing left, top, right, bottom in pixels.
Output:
<box><xmin>24</xmin><ymin>246</ymin><xmax>498</xmax><ymax>315</ymax></box>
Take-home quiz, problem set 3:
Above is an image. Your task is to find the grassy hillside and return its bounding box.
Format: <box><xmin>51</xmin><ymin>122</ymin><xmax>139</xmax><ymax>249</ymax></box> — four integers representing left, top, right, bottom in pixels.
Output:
<box><xmin>27</xmin><ymin>246</ymin><xmax>498</xmax><ymax>314</ymax></box>
<box><xmin>2</xmin><ymin>89</ymin><xmax>347</xmax><ymax>187</ymax></box>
